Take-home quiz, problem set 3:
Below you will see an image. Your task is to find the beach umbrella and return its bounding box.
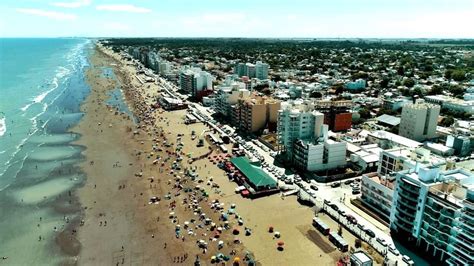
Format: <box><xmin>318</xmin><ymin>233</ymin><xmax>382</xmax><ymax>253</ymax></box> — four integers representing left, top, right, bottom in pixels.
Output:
<box><xmin>268</xmin><ymin>226</ymin><xmax>274</xmax><ymax>233</ymax></box>
<box><xmin>277</xmin><ymin>241</ymin><xmax>284</xmax><ymax>246</ymax></box>
<box><xmin>232</xmin><ymin>228</ymin><xmax>240</xmax><ymax>235</ymax></box>
<box><xmin>233</xmin><ymin>257</ymin><xmax>240</xmax><ymax>265</ymax></box>
<box><xmin>274</xmin><ymin>232</ymin><xmax>281</xmax><ymax>238</ymax></box>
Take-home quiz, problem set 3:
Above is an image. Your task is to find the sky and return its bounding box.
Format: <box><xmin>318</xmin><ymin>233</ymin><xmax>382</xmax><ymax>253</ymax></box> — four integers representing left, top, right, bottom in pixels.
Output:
<box><xmin>0</xmin><ymin>0</ymin><xmax>473</xmax><ymax>38</ymax></box>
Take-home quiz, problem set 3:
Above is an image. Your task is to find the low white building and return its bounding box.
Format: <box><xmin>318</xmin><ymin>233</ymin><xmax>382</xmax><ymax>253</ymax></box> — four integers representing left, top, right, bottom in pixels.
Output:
<box><xmin>425</xmin><ymin>95</ymin><xmax>474</xmax><ymax>114</ymax></box>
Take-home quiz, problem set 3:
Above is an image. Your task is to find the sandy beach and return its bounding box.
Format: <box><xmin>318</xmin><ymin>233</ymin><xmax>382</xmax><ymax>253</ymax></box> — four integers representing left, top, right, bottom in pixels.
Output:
<box><xmin>71</xmin><ymin>44</ymin><xmax>349</xmax><ymax>266</ymax></box>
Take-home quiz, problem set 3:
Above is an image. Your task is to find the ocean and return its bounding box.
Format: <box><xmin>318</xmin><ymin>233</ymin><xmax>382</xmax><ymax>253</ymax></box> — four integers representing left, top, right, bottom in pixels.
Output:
<box><xmin>0</xmin><ymin>38</ymin><xmax>91</xmax><ymax>264</ymax></box>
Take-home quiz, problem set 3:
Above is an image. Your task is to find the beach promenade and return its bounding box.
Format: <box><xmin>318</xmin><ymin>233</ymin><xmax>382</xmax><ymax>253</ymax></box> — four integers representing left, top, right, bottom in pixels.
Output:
<box><xmin>72</xmin><ymin>44</ymin><xmax>346</xmax><ymax>266</ymax></box>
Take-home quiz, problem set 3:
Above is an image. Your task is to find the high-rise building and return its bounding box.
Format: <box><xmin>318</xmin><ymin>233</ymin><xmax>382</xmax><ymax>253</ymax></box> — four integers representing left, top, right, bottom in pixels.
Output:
<box><xmin>314</xmin><ymin>100</ymin><xmax>353</xmax><ymax>132</ymax></box>
<box><xmin>390</xmin><ymin>165</ymin><xmax>474</xmax><ymax>265</ymax></box>
<box><xmin>234</xmin><ymin>61</ymin><xmax>269</xmax><ymax>80</ymax></box>
<box><xmin>213</xmin><ymin>82</ymin><xmax>249</xmax><ymax>117</ymax></box>
<box><xmin>179</xmin><ymin>67</ymin><xmax>213</xmax><ymax>99</ymax></box>
<box><xmin>277</xmin><ymin>101</ymin><xmax>346</xmax><ymax>170</ymax></box>
<box><xmin>232</xmin><ymin>96</ymin><xmax>280</xmax><ymax>133</ymax></box>
<box><xmin>399</xmin><ymin>100</ymin><xmax>440</xmax><ymax>141</ymax></box>
<box><xmin>255</xmin><ymin>61</ymin><xmax>269</xmax><ymax>80</ymax></box>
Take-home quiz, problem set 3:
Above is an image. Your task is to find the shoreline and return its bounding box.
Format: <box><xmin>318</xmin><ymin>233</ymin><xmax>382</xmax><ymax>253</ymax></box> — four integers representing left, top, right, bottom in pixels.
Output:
<box><xmin>72</xmin><ymin>43</ymin><xmax>345</xmax><ymax>266</ymax></box>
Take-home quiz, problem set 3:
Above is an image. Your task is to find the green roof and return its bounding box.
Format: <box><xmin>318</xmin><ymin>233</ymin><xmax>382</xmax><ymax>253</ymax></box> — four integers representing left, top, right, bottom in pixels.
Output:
<box><xmin>230</xmin><ymin>157</ymin><xmax>277</xmax><ymax>188</ymax></box>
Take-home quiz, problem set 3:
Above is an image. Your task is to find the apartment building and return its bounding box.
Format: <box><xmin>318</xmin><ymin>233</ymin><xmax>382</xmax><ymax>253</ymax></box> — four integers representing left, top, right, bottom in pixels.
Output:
<box><xmin>277</xmin><ymin>101</ymin><xmax>346</xmax><ymax>171</ymax></box>
<box><xmin>234</xmin><ymin>61</ymin><xmax>269</xmax><ymax>80</ymax></box>
<box><xmin>361</xmin><ymin>172</ymin><xmax>396</xmax><ymax>222</ymax></box>
<box><xmin>399</xmin><ymin>100</ymin><xmax>440</xmax><ymax>141</ymax></box>
<box><xmin>425</xmin><ymin>95</ymin><xmax>474</xmax><ymax>114</ymax></box>
<box><xmin>232</xmin><ymin>96</ymin><xmax>280</xmax><ymax>133</ymax></box>
<box><xmin>390</xmin><ymin>165</ymin><xmax>474</xmax><ymax>265</ymax></box>
<box><xmin>314</xmin><ymin>100</ymin><xmax>353</xmax><ymax>132</ymax></box>
<box><xmin>179</xmin><ymin>67</ymin><xmax>213</xmax><ymax>99</ymax></box>
<box><xmin>277</xmin><ymin>101</ymin><xmax>325</xmax><ymax>160</ymax></box>
<box><xmin>213</xmin><ymin>83</ymin><xmax>250</xmax><ymax>117</ymax></box>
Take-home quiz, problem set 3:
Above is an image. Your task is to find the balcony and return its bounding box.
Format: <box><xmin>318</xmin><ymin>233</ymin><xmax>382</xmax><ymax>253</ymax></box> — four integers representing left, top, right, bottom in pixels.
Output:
<box><xmin>395</xmin><ymin>211</ymin><xmax>415</xmax><ymax>224</ymax></box>
<box><xmin>398</xmin><ymin>192</ymin><xmax>418</xmax><ymax>205</ymax></box>
<box><xmin>399</xmin><ymin>178</ymin><xmax>421</xmax><ymax>193</ymax></box>
<box><xmin>397</xmin><ymin>204</ymin><xmax>416</xmax><ymax>217</ymax></box>
<box><xmin>398</xmin><ymin>198</ymin><xmax>417</xmax><ymax>211</ymax></box>
<box><xmin>394</xmin><ymin>218</ymin><xmax>413</xmax><ymax>233</ymax></box>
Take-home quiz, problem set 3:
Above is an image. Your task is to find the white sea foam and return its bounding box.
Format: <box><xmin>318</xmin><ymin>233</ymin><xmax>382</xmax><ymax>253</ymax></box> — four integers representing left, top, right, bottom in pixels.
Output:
<box><xmin>0</xmin><ymin>150</ymin><xmax>5</xmax><ymax>154</ymax></box>
<box><xmin>0</xmin><ymin>116</ymin><xmax>6</xmax><ymax>137</ymax></box>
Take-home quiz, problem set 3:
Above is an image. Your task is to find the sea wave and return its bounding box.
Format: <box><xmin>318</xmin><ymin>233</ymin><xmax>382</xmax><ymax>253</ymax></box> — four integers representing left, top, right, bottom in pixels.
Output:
<box><xmin>0</xmin><ymin>116</ymin><xmax>6</xmax><ymax>137</ymax></box>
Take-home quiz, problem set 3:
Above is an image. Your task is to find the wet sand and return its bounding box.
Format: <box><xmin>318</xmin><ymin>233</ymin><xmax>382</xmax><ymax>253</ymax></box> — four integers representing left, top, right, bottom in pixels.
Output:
<box><xmin>73</xmin><ymin>44</ymin><xmax>346</xmax><ymax>266</ymax></box>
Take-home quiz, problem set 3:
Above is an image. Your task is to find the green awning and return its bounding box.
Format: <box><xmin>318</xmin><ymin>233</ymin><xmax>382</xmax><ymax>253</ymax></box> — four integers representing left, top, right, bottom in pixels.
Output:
<box><xmin>230</xmin><ymin>156</ymin><xmax>277</xmax><ymax>188</ymax></box>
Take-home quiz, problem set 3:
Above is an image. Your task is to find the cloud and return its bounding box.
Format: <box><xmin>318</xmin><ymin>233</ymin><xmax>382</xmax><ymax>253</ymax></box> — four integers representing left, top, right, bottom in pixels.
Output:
<box><xmin>96</xmin><ymin>4</ymin><xmax>151</xmax><ymax>13</ymax></box>
<box><xmin>51</xmin><ymin>0</ymin><xmax>91</xmax><ymax>8</ymax></box>
<box><xmin>16</xmin><ymin>8</ymin><xmax>77</xmax><ymax>20</ymax></box>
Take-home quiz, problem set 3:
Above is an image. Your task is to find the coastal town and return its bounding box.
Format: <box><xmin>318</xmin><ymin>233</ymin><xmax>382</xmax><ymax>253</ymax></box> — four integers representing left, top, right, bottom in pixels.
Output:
<box><xmin>90</xmin><ymin>38</ymin><xmax>474</xmax><ymax>266</ymax></box>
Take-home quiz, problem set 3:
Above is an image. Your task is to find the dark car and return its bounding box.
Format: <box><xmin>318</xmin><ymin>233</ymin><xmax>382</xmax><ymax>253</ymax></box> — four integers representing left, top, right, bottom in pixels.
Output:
<box><xmin>331</xmin><ymin>182</ymin><xmax>341</xmax><ymax>188</ymax></box>
<box><xmin>344</xmin><ymin>180</ymin><xmax>353</xmax><ymax>185</ymax></box>
<box><xmin>365</xmin><ymin>229</ymin><xmax>376</xmax><ymax>238</ymax></box>
<box><xmin>346</xmin><ymin>215</ymin><xmax>357</xmax><ymax>224</ymax></box>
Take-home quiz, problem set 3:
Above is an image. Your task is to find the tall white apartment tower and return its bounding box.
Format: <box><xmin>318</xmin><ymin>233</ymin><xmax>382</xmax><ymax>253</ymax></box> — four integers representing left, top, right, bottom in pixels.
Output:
<box><xmin>399</xmin><ymin>100</ymin><xmax>440</xmax><ymax>141</ymax></box>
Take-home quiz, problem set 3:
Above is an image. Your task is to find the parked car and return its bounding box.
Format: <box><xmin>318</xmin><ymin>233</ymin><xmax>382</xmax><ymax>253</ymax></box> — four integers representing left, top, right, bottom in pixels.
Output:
<box><xmin>331</xmin><ymin>182</ymin><xmax>341</xmax><ymax>188</ymax></box>
<box><xmin>352</xmin><ymin>189</ymin><xmax>361</xmax><ymax>195</ymax></box>
<box><xmin>376</xmin><ymin>237</ymin><xmax>387</xmax><ymax>247</ymax></box>
<box><xmin>344</xmin><ymin>179</ymin><xmax>353</xmax><ymax>185</ymax></box>
<box><xmin>402</xmin><ymin>255</ymin><xmax>415</xmax><ymax>265</ymax></box>
<box><xmin>388</xmin><ymin>245</ymin><xmax>400</xmax><ymax>256</ymax></box>
<box><xmin>365</xmin><ymin>229</ymin><xmax>376</xmax><ymax>238</ymax></box>
<box><xmin>310</xmin><ymin>184</ymin><xmax>319</xmax><ymax>191</ymax></box>
<box><xmin>346</xmin><ymin>214</ymin><xmax>357</xmax><ymax>224</ymax></box>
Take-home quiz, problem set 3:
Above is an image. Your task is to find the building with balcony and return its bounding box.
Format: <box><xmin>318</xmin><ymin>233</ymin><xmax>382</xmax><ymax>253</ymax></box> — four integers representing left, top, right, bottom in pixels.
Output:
<box><xmin>314</xmin><ymin>100</ymin><xmax>353</xmax><ymax>132</ymax></box>
<box><xmin>361</xmin><ymin>172</ymin><xmax>396</xmax><ymax>222</ymax></box>
<box><xmin>390</xmin><ymin>165</ymin><xmax>474</xmax><ymax>265</ymax></box>
<box><xmin>212</xmin><ymin>82</ymin><xmax>250</xmax><ymax>117</ymax></box>
<box><xmin>277</xmin><ymin>101</ymin><xmax>326</xmax><ymax>160</ymax></box>
<box><xmin>232</xmin><ymin>96</ymin><xmax>280</xmax><ymax>134</ymax></box>
<box><xmin>234</xmin><ymin>61</ymin><xmax>269</xmax><ymax>80</ymax></box>
<box><xmin>425</xmin><ymin>95</ymin><xmax>474</xmax><ymax>115</ymax></box>
<box><xmin>179</xmin><ymin>67</ymin><xmax>213</xmax><ymax>99</ymax></box>
<box><xmin>399</xmin><ymin>100</ymin><xmax>440</xmax><ymax>141</ymax></box>
<box><xmin>293</xmin><ymin>138</ymin><xmax>346</xmax><ymax>172</ymax></box>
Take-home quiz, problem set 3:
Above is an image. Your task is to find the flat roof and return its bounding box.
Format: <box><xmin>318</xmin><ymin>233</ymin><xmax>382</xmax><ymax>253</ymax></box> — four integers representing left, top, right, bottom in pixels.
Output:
<box><xmin>230</xmin><ymin>157</ymin><xmax>277</xmax><ymax>188</ymax></box>
<box><xmin>376</xmin><ymin>114</ymin><xmax>401</xmax><ymax>126</ymax></box>
<box><xmin>352</xmin><ymin>252</ymin><xmax>372</xmax><ymax>263</ymax></box>
<box><xmin>370</xmin><ymin>130</ymin><xmax>421</xmax><ymax>149</ymax></box>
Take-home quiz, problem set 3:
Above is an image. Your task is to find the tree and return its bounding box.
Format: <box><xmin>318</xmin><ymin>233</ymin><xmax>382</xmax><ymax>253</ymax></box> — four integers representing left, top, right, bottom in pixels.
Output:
<box><xmin>403</xmin><ymin>78</ymin><xmax>415</xmax><ymax>88</ymax></box>
<box><xmin>445</xmin><ymin>69</ymin><xmax>452</xmax><ymax>80</ymax></box>
<box><xmin>428</xmin><ymin>85</ymin><xmax>443</xmax><ymax>95</ymax></box>
<box><xmin>451</xmin><ymin>70</ymin><xmax>466</xmax><ymax>81</ymax></box>
<box><xmin>359</xmin><ymin>107</ymin><xmax>371</xmax><ymax>119</ymax></box>
<box><xmin>380</xmin><ymin>78</ymin><xmax>390</xmax><ymax>89</ymax></box>
<box><xmin>440</xmin><ymin>116</ymin><xmax>455</xmax><ymax>127</ymax></box>
<box><xmin>310</xmin><ymin>91</ymin><xmax>323</xmax><ymax>98</ymax></box>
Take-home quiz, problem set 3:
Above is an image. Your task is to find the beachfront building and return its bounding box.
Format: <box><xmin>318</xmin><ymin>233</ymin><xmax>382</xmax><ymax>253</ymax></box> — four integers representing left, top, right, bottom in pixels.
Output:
<box><xmin>213</xmin><ymin>82</ymin><xmax>250</xmax><ymax>117</ymax></box>
<box><xmin>360</xmin><ymin>172</ymin><xmax>396</xmax><ymax>222</ymax></box>
<box><xmin>345</xmin><ymin>79</ymin><xmax>366</xmax><ymax>90</ymax></box>
<box><xmin>179</xmin><ymin>67</ymin><xmax>213</xmax><ymax>99</ymax></box>
<box><xmin>390</xmin><ymin>165</ymin><xmax>474</xmax><ymax>265</ymax></box>
<box><xmin>446</xmin><ymin>135</ymin><xmax>472</xmax><ymax>157</ymax></box>
<box><xmin>425</xmin><ymin>95</ymin><xmax>474</xmax><ymax>115</ymax></box>
<box><xmin>231</xmin><ymin>96</ymin><xmax>280</xmax><ymax>134</ymax></box>
<box><xmin>293</xmin><ymin>138</ymin><xmax>347</xmax><ymax>172</ymax></box>
<box><xmin>277</xmin><ymin>101</ymin><xmax>326</xmax><ymax>160</ymax></box>
<box><xmin>230</xmin><ymin>156</ymin><xmax>278</xmax><ymax>197</ymax></box>
<box><xmin>399</xmin><ymin>100</ymin><xmax>440</xmax><ymax>141</ymax></box>
<box><xmin>277</xmin><ymin>101</ymin><xmax>346</xmax><ymax>171</ymax></box>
